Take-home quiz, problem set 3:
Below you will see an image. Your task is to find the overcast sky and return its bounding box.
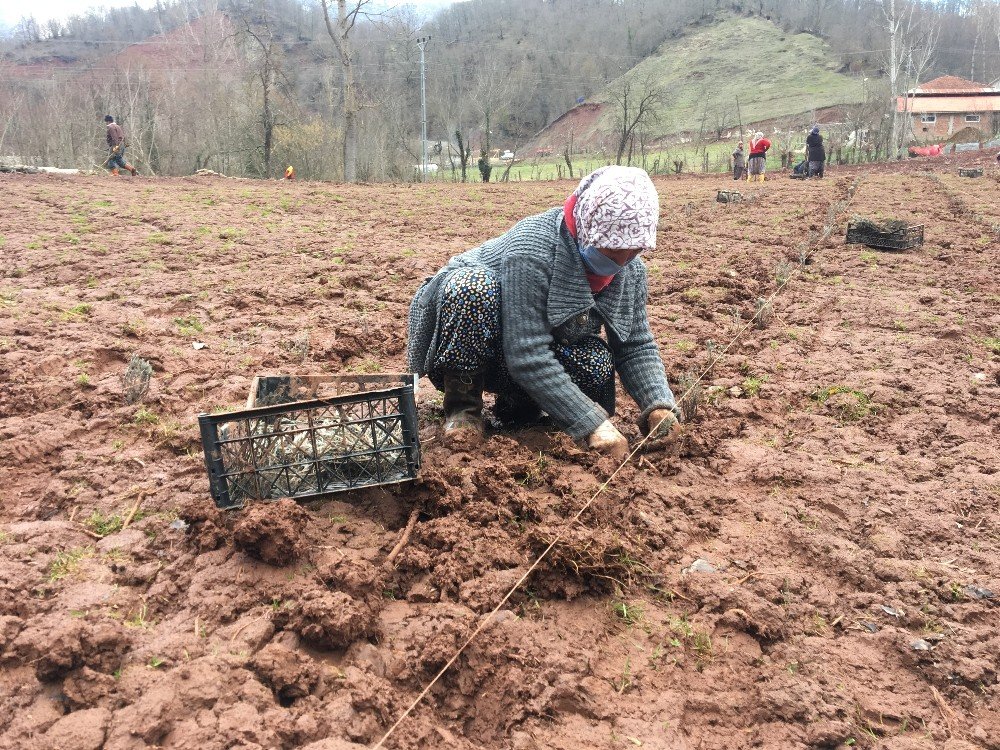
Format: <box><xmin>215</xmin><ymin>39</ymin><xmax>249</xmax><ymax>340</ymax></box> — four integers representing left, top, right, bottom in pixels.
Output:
<box><xmin>0</xmin><ymin>0</ymin><xmax>452</xmax><ymax>34</ymax></box>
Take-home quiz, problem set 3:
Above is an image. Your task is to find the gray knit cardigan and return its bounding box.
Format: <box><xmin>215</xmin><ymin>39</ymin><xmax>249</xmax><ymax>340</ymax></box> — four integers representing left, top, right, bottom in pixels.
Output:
<box><xmin>407</xmin><ymin>207</ymin><xmax>677</xmax><ymax>440</ymax></box>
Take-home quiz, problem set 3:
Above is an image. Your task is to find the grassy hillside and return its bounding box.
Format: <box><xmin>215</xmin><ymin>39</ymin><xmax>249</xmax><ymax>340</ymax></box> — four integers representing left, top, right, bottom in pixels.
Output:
<box><xmin>596</xmin><ymin>14</ymin><xmax>865</xmax><ymax>138</ymax></box>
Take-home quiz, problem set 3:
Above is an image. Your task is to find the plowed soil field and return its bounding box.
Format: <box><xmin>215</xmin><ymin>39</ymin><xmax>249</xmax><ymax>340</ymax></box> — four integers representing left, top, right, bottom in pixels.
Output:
<box><xmin>1</xmin><ymin>157</ymin><xmax>998</xmax><ymax>750</ymax></box>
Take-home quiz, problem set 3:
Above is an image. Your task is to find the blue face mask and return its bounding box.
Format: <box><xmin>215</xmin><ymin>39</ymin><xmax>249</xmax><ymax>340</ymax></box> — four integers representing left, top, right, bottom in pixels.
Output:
<box><xmin>579</xmin><ymin>243</ymin><xmax>627</xmax><ymax>276</ymax></box>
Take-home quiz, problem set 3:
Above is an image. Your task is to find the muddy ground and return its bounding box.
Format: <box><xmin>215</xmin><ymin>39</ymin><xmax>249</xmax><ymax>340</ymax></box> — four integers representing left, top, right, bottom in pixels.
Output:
<box><xmin>0</xmin><ymin>155</ymin><xmax>998</xmax><ymax>750</ymax></box>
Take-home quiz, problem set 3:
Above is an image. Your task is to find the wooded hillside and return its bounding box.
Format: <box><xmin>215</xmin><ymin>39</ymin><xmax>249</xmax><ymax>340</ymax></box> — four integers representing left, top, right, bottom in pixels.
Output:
<box><xmin>2</xmin><ymin>0</ymin><xmax>998</xmax><ymax>180</ymax></box>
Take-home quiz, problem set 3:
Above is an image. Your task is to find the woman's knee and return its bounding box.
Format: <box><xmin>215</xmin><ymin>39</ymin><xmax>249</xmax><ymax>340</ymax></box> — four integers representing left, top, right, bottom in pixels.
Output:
<box><xmin>558</xmin><ymin>338</ymin><xmax>614</xmax><ymax>384</ymax></box>
<box><xmin>442</xmin><ymin>268</ymin><xmax>499</xmax><ymax>305</ymax></box>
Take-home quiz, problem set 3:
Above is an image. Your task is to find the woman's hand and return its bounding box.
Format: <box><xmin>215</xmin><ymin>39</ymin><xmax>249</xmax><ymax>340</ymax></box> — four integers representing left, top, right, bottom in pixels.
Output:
<box><xmin>587</xmin><ymin>420</ymin><xmax>629</xmax><ymax>460</ymax></box>
<box><xmin>642</xmin><ymin>408</ymin><xmax>680</xmax><ymax>440</ymax></box>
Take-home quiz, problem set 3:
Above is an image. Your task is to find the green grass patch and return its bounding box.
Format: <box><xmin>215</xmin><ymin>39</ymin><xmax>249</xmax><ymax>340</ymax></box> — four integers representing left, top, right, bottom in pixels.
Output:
<box><xmin>811</xmin><ymin>385</ymin><xmax>873</xmax><ymax>422</ymax></box>
<box><xmin>174</xmin><ymin>316</ymin><xmax>204</xmax><ymax>335</ymax></box>
<box><xmin>612</xmin><ymin>600</ymin><xmax>643</xmax><ymax>626</ymax></box>
<box><xmin>61</xmin><ymin>303</ymin><xmax>92</xmax><ymax>320</ymax></box>
<box><xmin>742</xmin><ymin>374</ymin><xmax>768</xmax><ymax>396</ymax></box>
<box><xmin>84</xmin><ymin>510</ymin><xmax>123</xmax><ymax>537</ymax></box>
<box><xmin>133</xmin><ymin>407</ymin><xmax>160</xmax><ymax>426</ymax></box>
<box><xmin>49</xmin><ymin>547</ymin><xmax>94</xmax><ymax>581</ymax></box>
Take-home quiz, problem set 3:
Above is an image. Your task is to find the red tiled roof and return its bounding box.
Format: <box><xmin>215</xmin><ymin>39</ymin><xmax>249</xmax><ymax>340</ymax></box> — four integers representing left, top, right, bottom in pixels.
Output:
<box><xmin>897</xmin><ymin>94</ymin><xmax>1000</xmax><ymax>113</ymax></box>
<box><xmin>917</xmin><ymin>75</ymin><xmax>987</xmax><ymax>93</ymax></box>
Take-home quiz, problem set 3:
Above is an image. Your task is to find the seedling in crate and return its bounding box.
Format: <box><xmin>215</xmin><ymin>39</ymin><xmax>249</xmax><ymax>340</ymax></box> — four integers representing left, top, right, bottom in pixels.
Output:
<box><xmin>846</xmin><ymin>218</ymin><xmax>923</xmax><ymax>251</ymax></box>
<box><xmin>199</xmin><ymin>374</ymin><xmax>421</xmax><ymax>509</ymax></box>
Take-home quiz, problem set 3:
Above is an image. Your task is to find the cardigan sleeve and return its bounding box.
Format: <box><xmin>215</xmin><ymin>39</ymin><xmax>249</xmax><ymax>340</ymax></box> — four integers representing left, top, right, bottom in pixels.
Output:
<box><xmin>500</xmin><ymin>250</ymin><xmax>608</xmax><ymax>441</ymax></box>
<box><xmin>607</xmin><ymin>267</ymin><xmax>678</xmax><ymax>429</ymax></box>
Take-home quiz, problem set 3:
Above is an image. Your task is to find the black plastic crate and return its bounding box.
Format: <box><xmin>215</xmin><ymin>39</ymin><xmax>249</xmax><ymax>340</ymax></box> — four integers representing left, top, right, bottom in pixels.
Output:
<box><xmin>716</xmin><ymin>190</ymin><xmax>743</xmax><ymax>203</ymax></box>
<box><xmin>199</xmin><ymin>381</ymin><xmax>420</xmax><ymax>510</ymax></box>
<box><xmin>845</xmin><ymin>220</ymin><xmax>924</xmax><ymax>251</ymax></box>
<box><xmin>958</xmin><ymin>168</ymin><xmax>983</xmax><ymax>178</ymax></box>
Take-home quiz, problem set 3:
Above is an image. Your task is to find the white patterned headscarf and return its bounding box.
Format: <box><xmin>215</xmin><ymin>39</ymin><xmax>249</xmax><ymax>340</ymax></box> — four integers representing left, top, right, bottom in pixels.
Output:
<box><xmin>571</xmin><ymin>166</ymin><xmax>659</xmax><ymax>252</ymax></box>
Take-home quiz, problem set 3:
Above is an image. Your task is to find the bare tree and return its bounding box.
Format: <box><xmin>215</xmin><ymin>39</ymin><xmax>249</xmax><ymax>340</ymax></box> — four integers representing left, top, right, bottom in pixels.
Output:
<box><xmin>472</xmin><ymin>54</ymin><xmax>518</xmax><ymax>183</ymax></box>
<box><xmin>319</xmin><ymin>0</ymin><xmax>370</xmax><ymax>183</ymax></box>
<box><xmin>454</xmin><ymin>129</ymin><xmax>471</xmax><ymax>182</ymax></box>
<box><xmin>234</xmin><ymin>4</ymin><xmax>287</xmax><ymax>177</ymax></box>
<box><xmin>563</xmin><ymin>130</ymin><xmax>575</xmax><ymax>180</ymax></box>
<box><xmin>608</xmin><ymin>73</ymin><xmax>665</xmax><ymax>166</ymax></box>
<box><xmin>879</xmin><ymin>0</ymin><xmax>939</xmax><ymax>157</ymax></box>
<box><xmin>14</xmin><ymin>16</ymin><xmax>42</xmax><ymax>44</ymax></box>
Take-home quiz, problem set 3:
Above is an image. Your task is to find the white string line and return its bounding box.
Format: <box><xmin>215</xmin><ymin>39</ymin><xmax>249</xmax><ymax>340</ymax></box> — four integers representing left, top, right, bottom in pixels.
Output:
<box><xmin>369</xmin><ymin>182</ymin><xmax>860</xmax><ymax>750</ymax></box>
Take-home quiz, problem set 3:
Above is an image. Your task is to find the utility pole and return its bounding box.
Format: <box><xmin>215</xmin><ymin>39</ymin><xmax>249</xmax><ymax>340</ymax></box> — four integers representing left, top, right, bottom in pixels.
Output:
<box><xmin>417</xmin><ymin>36</ymin><xmax>431</xmax><ymax>181</ymax></box>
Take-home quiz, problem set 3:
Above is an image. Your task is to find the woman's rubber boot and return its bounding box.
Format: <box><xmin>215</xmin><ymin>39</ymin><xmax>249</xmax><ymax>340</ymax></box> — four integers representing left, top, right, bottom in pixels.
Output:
<box><xmin>442</xmin><ymin>373</ymin><xmax>485</xmax><ymax>443</ymax></box>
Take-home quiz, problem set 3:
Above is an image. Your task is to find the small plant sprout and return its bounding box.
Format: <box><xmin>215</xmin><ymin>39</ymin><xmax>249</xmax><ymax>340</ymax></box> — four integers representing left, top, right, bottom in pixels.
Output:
<box><xmin>148</xmin><ymin>656</ymin><xmax>166</xmax><ymax>669</ymax></box>
<box><xmin>126</xmin><ymin>602</ymin><xmax>154</xmax><ymax>629</ymax></box>
<box><xmin>612</xmin><ymin>600</ymin><xmax>643</xmax><ymax>626</ymax></box>
<box><xmin>704</xmin><ymin>338</ymin><xmax>719</xmax><ymax>365</ymax></box>
<box><xmin>614</xmin><ymin>657</ymin><xmax>633</xmax><ymax>694</ymax></box>
<box><xmin>773</xmin><ymin>259</ymin><xmax>792</xmax><ymax>285</ymax></box>
<box><xmin>741</xmin><ymin>374</ymin><xmax>768</xmax><ymax>397</ymax></box>
<box><xmin>692</xmin><ymin>631</ymin><xmax>714</xmax><ymax>665</ymax></box>
<box><xmin>677</xmin><ymin>370</ymin><xmax>702</xmax><ymax>422</ymax></box>
<box><xmin>123</xmin><ymin>355</ymin><xmax>153</xmax><ymax>404</ymax></box>
<box><xmin>754</xmin><ymin>297</ymin><xmax>774</xmax><ymax>329</ymax></box>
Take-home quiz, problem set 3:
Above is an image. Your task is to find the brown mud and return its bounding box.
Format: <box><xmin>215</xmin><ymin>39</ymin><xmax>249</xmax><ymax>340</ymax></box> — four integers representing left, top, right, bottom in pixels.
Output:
<box><xmin>0</xmin><ymin>154</ymin><xmax>998</xmax><ymax>749</ymax></box>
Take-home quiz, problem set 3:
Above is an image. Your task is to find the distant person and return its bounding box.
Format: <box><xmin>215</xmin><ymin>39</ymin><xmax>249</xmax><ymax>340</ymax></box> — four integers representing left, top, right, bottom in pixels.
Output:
<box><xmin>732</xmin><ymin>141</ymin><xmax>745</xmax><ymax>181</ymax></box>
<box><xmin>284</xmin><ymin>165</ymin><xmax>295</xmax><ymax>180</ymax></box>
<box><xmin>806</xmin><ymin>125</ymin><xmax>825</xmax><ymax>178</ymax></box>
<box><xmin>103</xmin><ymin>115</ymin><xmax>138</xmax><ymax>176</ymax></box>
<box><xmin>747</xmin><ymin>131</ymin><xmax>771</xmax><ymax>182</ymax></box>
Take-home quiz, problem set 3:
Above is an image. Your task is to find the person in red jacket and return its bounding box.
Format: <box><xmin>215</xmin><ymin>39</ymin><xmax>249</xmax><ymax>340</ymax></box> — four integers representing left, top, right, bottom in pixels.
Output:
<box><xmin>747</xmin><ymin>131</ymin><xmax>771</xmax><ymax>182</ymax></box>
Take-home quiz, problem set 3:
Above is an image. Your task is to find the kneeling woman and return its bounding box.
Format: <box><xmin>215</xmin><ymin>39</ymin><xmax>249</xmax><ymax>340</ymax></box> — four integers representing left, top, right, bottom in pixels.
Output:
<box><xmin>407</xmin><ymin>166</ymin><xmax>680</xmax><ymax>459</ymax></box>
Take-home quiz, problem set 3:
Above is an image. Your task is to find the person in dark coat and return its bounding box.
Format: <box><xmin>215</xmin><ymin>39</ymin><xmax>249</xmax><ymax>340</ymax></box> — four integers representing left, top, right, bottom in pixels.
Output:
<box><xmin>806</xmin><ymin>126</ymin><xmax>825</xmax><ymax>178</ymax></box>
<box><xmin>407</xmin><ymin>166</ymin><xmax>681</xmax><ymax>459</ymax></box>
<box><xmin>732</xmin><ymin>142</ymin><xmax>745</xmax><ymax>181</ymax></box>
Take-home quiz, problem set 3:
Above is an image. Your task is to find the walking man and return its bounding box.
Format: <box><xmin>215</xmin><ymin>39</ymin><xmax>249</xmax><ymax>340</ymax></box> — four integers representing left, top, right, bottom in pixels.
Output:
<box><xmin>104</xmin><ymin>115</ymin><xmax>138</xmax><ymax>176</ymax></box>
